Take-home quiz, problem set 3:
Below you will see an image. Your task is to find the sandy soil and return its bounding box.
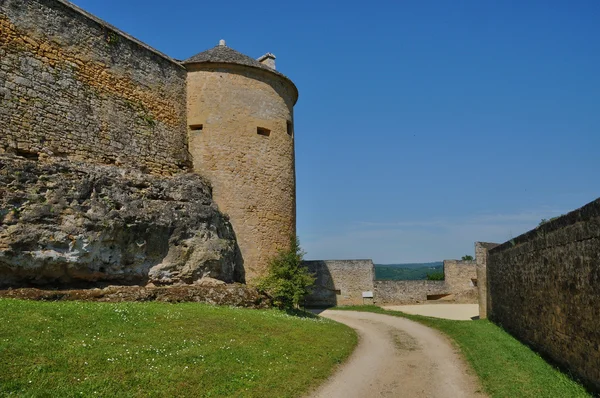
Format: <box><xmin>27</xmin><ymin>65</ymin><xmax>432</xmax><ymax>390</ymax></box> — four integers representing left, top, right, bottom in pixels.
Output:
<box><xmin>383</xmin><ymin>304</ymin><xmax>480</xmax><ymax>320</ymax></box>
<box><xmin>309</xmin><ymin>310</ymin><xmax>486</xmax><ymax>398</ymax></box>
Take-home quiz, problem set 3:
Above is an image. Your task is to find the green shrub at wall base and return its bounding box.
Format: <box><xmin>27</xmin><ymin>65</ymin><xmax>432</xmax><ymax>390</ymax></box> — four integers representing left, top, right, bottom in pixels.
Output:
<box><xmin>257</xmin><ymin>236</ymin><xmax>315</xmax><ymax>309</ymax></box>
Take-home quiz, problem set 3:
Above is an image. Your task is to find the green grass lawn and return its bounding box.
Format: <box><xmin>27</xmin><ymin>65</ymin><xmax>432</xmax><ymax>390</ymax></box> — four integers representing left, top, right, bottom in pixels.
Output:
<box><xmin>0</xmin><ymin>299</ymin><xmax>356</xmax><ymax>397</ymax></box>
<box><xmin>339</xmin><ymin>305</ymin><xmax>592</xmax><ymax>398</ymax></box>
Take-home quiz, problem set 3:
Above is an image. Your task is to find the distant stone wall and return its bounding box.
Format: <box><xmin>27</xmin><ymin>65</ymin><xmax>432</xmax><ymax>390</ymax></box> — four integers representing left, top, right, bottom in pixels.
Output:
<box><xmin>0</xmin><ymin>0</ymin><xmax>189</xmax><ymax>175</ymax></box>
<box><xmin>304</xmin><ymin>257</ymin><xmax>478</xmax><ymax>306</ymax></box>
<box><xmin>374</xmin><ymin>280</ymin><xmax>446</xmax><ymax>305</ymax></box>
<box><xmin>372</xmin><ymin>260</ymin><xmax>478</xmax><ymax>305</ymax></box>
<box><xmin>303</xmin><ymin>260</ymin><xmax>374</xmax><ymax>307</ymax></box>
<box><xmin>443</xmin><ymin>259</ymin><xmax>478</xmax><ymax>302</ymax></box>
<box><xmin>487</xmin><ymin>198</ymin><xmax>600</xmax><ymax>392</ymax></box>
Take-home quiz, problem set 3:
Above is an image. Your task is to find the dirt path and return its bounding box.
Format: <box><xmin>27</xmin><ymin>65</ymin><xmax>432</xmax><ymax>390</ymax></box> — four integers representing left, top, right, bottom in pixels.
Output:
<box><xmin>309</xmin><ymin>310</ymin><xmax>486</xmax><ymax>398</ymax></box>
<box><xmin>383</xmin><ymin>304</ymin><xmax>480</xmax><ymax>320</ymax></box>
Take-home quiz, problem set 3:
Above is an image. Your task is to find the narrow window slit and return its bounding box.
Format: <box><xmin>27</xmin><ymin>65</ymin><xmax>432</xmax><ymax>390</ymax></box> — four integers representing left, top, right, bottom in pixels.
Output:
<box><xmin>257</xmin><ymin>127</ymin><xmax>270</xmax><ymax>137</ymax></box>
<box><xmin>427</xmin><ymin>294</ymin><xmax>451</xmax><ymax>301</ymax></box>
<box><xmin>190</xmin><ymin>124</ymin><xmax>203</xmax><ymax>131</ymax></box>
<box><xmin>15</xmin><ymin>148</ymin><xmax>39</xmax><ymax>161</ymax></box>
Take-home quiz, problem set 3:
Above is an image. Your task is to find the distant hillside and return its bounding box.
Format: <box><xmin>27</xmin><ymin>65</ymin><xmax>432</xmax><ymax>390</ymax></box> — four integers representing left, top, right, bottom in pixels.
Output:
<box><xmin>377</xmin><ymin>262</ymin><xmax>443</xmax><ymax>269</ymax></box>
<box><xmin>375</xmin><ymin>262</ymin><xmax>443</xmax><ymax>281</ymax></box>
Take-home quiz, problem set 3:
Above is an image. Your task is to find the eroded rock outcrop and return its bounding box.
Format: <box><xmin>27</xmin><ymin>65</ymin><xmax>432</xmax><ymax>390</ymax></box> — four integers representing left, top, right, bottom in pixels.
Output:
<box><xmin>0</xmin><ymin>154</ymin><xmax>244</xmax><ymax>287</ymax></box>
<box><xmin>0</xmin><ymin>285</ymin><xmax>270</xmax><ymax>308</ymax></box>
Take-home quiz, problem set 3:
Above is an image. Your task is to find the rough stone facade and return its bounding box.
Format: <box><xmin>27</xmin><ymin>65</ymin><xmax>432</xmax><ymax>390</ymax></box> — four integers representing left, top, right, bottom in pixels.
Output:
<box><xmin>303</xmin><ymin>258</ymin><xmax>478</xmax><ymax>306</ymax></box>
<box><xmin>372</xmin><ymin>260</ymin><xmax>478</xmax><ymax>305</ymax></box>
<box><xmin>443</xmin><ymin>259</ymin><xmax>478</xmax><ymax>301</ymax></box>
<box><xmin>0</xmin><ymin>0</ymin><xmax>189</xmax><ymax>175</ymax></box>
<box><xmin>373</xmin><ymin>280</ymin><xmax>446</xmax><ymax>305</ymax></box>
<box><xmin>0</xmin><ymin>154</ymin><xmax>243</xmax><ymax>287</ymax></box>
<box><xmin>186</xmin><ymin>64</ymin><xmax>297</xmax><ymax>282</ymax></box>
<box><xmin>475</xmin><ymin>242</ymin><xmax>499</xmax><ymax>319</ymax></box>
<box><xmin>487</xmin><ymin>198</ymin><xmax>600</xmax><ymax>392</ymax></box>
<box><xmin>0</xmin><ymin>0</ymin><xmax>300</xmax><ymax>285</ymax></box>
<box><xmin>303</xmin><ymin>260</ymin><xmax>375</xmax><ymax>307</ymax></box>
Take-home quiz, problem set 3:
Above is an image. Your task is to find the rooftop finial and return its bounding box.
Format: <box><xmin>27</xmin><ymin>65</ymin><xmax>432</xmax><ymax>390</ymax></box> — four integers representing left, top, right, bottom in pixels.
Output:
<box><xmin>219</xmin><ymin>39</ymin><xmax>226</xmax><ymax>47</ymax></box>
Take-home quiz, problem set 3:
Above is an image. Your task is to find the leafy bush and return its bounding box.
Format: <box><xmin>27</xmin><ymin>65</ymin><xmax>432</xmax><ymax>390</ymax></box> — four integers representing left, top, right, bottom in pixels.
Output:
<box><xmin>461</xmin><ymin>255</ymin><xmax>474</xmax><ymax>261</ymax></box>
<box><xmin>256</xmin><ymin>236</ymin><xmax>315</xmax><ymax>309</ymax></box>
<box><xmin>426</xmin><ymin>271</ymin><xmax>444</xmax><ymax>281</ymax></box>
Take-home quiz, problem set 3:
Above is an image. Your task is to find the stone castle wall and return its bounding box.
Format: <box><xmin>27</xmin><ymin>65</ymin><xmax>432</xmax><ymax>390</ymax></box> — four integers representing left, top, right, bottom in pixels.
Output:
<box><xmin>0</xmin><ymin>0</ymin><xmax>301</xmax><ymax>285</ymax></box>
<box><xmin>0</xmin><ymin>0</ymin><xmax>189</xmax><ymax>175</ymax></box>
<box><xmin>374</xmin><ymin>280</ymin><xmax>446</xmax><ymax>305</ymax></box>
<box><xmin>444</xmin><ymin>260</ymin><xmax>476</xmax><ymax>290</ymax></box>
<box><xmin>304</xmin><ymin>259</ymin><xmax>478</xmax><ymax>306</ymax></box>
<box><xmin>443</xmin><ymin>259</ymin><xmax>478</xmax><ymax>302</ymax></box>
<box><xmin>475</xmin><ymin>242</ymin><xmax>499</xmax><ymax>319</ymax></box>
<box><xmin>303</xmin><ymin>260</ymin><xmax>375</xmax><ymax>307</ymax></box>
<box><xmin>186</xmin><ymin>64</ymin><xmax>297</xmax><ymax>282</ymax></box>
<box><xmin>373</xmin><ymin>260</ymin><xmax>478</xmax><ymax>305</ymax></box>
<box><xmin>487</xmin><ymin>198</ymin><xmax>600</xmax><ymax>392</ymax></box>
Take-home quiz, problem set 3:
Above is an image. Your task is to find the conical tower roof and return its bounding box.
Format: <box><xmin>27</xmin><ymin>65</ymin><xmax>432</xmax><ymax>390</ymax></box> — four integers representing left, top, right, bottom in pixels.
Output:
<box><xmin>184</xmin><ymin>43</ymin><xmax>273</xmax><ymax>72</ymax></box>
<box><xmin>183</xmin><ymin>41</ymin><xmax>298</xmax><ymax>103</ymax></box>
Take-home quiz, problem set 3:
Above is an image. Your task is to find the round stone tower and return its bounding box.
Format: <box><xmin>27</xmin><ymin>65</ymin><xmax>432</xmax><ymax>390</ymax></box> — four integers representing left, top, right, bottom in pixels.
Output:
<box><xmin>183</xmin><ymin>41</ymin><xmax>299</xmax><ymax>283</ymax></box>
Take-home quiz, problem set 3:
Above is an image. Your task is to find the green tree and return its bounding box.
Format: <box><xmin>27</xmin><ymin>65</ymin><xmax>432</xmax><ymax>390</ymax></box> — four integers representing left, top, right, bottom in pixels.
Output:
<box><xmin>426</xmin><ymin>271</ymin><xmax>444</xmax><ymax>281</ymax></box>
<box><xmin>256</xmin><ymin>236</ymin><xmax>315</xmax><ymax>310</ymax></box>
<box><xmin>461</xmin><ymin>255</ymin><xmax>474</xmax><ymax>261</ymax></box>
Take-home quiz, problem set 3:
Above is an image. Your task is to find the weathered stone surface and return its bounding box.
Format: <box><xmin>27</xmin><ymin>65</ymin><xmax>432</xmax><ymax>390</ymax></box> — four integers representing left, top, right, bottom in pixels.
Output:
<box><xmin>443</xmin><ymin>259</ymin><xmax>478</xmax><ymax>300</ymax></box>
<box><xmin>487</xmin><ymin>198</ymin><xmax>600</xmax><ymax>392</ymax></box>
<box><xmin>1</xmin><ymin>0</ymin><xmax>303</xmax><ymax>289</ymax></box>
<box><xmin>372</xmin><ymin>260</ymin><xmax>478</xmax><ymax>305</ymax></box>
<box><xmin>0</xmin><ymin>154</ymin><xmax>244</xmax><ymax>287</ymax></box>
<box><xmin>186</xmin><ymin>63</ymin><xmax>297</xmax><ymax>282</ymax></box>
<box><xmin>0</xmin><ymin>284</ymin><xmax>270</xmax><ymax>308</ymax></box>
<box><xmin>303</xmin><ymin>260</ymin><xmax>375</xmax><ymax>307</ymax></box>
<box><xmin>304</xmin><ymin>259</ymin><xmax>479</xmax><ymax>306</ymax></box>
<box><xmin>374</xmin><ymin>280</ymin><xmax>447</xmax><ymax>305</ymax></box>
<box><xmin>475</xmin><ymin>242</ymin><xmax>499</xmax><ymax>319</ymax></box>
<box><xmin>0</xmin><ymin>0</ymin><xmax>189</xmax><ymax>176</ymax></box>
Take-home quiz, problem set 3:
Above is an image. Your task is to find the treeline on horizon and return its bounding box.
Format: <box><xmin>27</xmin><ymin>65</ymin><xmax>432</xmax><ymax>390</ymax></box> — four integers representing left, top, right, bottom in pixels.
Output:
<box><xmin>374</xmin><ymin>262</ymin><xmax>443</xmax><ymax>281</ymax></box>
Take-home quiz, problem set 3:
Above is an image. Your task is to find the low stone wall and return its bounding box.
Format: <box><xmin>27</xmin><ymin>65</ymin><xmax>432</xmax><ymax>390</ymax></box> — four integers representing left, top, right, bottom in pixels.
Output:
<box><xmin>304</xmin><ymin>258</ymin><xmax>480</xmax><ymax>307</ymax></box>
<box><xmin>487</xmin><ymin>198</ymin><xmax>600</xmax><ymax>392</ymax></box>
<box><xmin>303</xmin><ymin>260</ymin><xmax>374</xmax><ymax>307</ymax></box>
<box><xmin>373</xmin><ymin>280</ymin><xmax>446</xmax><ymax>305</ymax></box>
<box><xmin>373</xmin><ymin>260</ymin><xmax>478</xmax><ymax>305</ymax></box>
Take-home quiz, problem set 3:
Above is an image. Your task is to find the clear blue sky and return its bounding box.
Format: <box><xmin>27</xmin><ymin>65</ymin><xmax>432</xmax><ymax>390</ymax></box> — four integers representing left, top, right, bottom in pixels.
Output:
<box><xmin>73</xmin><ymin>0</ymin><xmax>600</xmax><ymax>263</ymax></box>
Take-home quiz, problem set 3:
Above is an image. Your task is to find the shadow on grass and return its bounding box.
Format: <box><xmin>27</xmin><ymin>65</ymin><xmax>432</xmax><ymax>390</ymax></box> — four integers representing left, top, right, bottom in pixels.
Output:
<box><xmin>284</xmin><ymin>308</ymin><xmax>320</xmax><ymax>319</ymax></box>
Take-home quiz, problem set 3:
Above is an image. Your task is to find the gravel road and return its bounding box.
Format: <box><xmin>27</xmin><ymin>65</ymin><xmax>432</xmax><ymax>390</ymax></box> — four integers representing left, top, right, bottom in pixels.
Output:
<box><xmin>309</xmin><ymin>310</ymin><xmax>486</xmax><ymax>398</ymax></box>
